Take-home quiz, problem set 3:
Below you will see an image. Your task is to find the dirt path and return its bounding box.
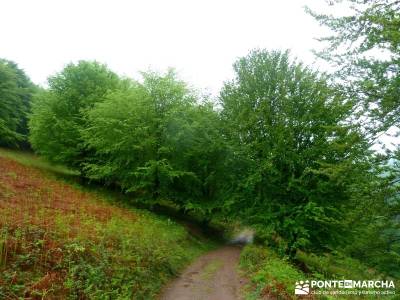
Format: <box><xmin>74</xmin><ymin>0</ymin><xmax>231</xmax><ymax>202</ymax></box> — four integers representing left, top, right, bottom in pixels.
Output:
<box><xmin>160</xmin><ymin>245</ymin><xmax>245</xmax><ymax>300</ymax></box>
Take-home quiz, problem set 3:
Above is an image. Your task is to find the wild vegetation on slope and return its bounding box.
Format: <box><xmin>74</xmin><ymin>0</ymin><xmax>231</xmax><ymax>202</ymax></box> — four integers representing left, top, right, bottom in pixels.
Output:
<box><xmin>0</xmin><ymin>1</ymin><xmax>399</xmax><ymax>297</ymax></box>
<box><xmin>240</xmin><ymin>244</ymin><xmax>400</xmax><ymax>300</ymax></box>
<box><xmin>0</xmin><ymin>149</ymin><xmax>212</xmax><ymax>299</ymax></box>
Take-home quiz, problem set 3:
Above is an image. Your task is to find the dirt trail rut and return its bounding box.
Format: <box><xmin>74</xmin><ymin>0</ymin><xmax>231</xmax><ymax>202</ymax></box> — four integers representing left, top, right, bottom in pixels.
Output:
<box><xmin>160</xmin><ymin>245</ymin><xmax>245</xmax><ymax>300</ymax></box>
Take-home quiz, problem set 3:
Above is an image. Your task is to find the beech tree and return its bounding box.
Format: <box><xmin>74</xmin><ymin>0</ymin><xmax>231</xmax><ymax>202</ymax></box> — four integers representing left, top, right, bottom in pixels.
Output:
<box><xmin>0</xmin><ymin>59</ymin><xmax>35</xmax><ymax>148</ymax></box>
<box><xmin>82</xmin><ymin>71</ymin><xmax>227</xmax><ymax>216</ymax></box>
<box><xmin>29</xmin><ymin>61</ymin><xmax>120</xmax><ymax>169</ymax></box>
<box><xmin>307</xmin><ymin>0</ymin><xmax>400</xmax><ymax>133</ymax></box>
<box><xmin>220</xmin><ymin>49</ymin><xmax>373</xmax><ymax>255</ymax></box>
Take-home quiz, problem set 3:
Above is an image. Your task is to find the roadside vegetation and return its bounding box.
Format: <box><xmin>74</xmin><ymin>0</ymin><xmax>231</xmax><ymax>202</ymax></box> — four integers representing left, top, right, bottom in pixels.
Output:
<box><xmin>240</xmin><ymin>244</ymin><xmax>400</xmax><ymax>300</ymax></box>
<box><xmin>0</xmin><ymin>149</ymin><xmax>212</xmax><ymax>299</ymax></box>
<box><xmin>240</xmin><ymin>245</ymin><xmax>304</xmax><ymax>299</ymax></box>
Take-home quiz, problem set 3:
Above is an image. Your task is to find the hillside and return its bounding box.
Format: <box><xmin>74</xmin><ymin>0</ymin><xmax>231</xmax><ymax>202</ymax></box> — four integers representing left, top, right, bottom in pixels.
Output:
<box><xmin>0</xmin><ymin>149</ymin><xmax>212</xmax><ymax>299</ymax></box>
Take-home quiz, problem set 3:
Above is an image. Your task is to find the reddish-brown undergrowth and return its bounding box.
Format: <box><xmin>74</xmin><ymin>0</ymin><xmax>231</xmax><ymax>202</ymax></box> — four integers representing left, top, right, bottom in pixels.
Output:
<box><xmin>0</xmin><ymin>157</ymin><xmax>136</xmax><ymax>228</ymax></box>
<box><xmin>0</xmin><ymin>157</ymin><xmax>137</xmax><ymax>298</ymax></box>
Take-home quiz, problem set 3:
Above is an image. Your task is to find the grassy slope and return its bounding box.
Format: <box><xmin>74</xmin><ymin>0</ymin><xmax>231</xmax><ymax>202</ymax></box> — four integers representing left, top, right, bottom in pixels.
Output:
<box><xmin>240</xmin><ymin>244</ymin><xmax>399</xmax><ymax>300</ymax></box>
<box><xmin>0</xmin><ymin>149</ymin><xmax>213</xmax><ymax>299</ymax></box>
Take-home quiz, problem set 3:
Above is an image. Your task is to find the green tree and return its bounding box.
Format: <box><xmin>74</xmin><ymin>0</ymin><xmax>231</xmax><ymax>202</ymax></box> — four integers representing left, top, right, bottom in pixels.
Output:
<box><xmin>220</xmin><ymin>49</ymin><xmax>372</xmax><ymax>255</ymax></box>
<box><xmin>82</xmin><ymin>71</ymin><xmax>197</xmax><ymax>200</ymax></box>
<box><xmin>82</xmin><ymin>70</ymin><xmax>228</xmax><ymax>217</ymax></box>
<box><xmin>342</xmin><ymin>168</ymin><xmax>400</xmax><ymax>277</ymax></box>
<box><xmin>307</xmin><ymin>0</ymin><xmax>400</xmax><ymax>133</ymax></box>
<box><xmin>0</xmin><ymin>59</ymin><xmax>35</xmax><ymax>148</ymax></box>
<box><xmin>164</xmin><ymin>101</ymin><xmax>230</xmax><ymax>219</ymax></box>
<box><xmin>308</xmin><ymin>1</ymin><xmax>400</xmax><ymax>276</ymax></box>
<box><xmin>29</xmin><ymin>61</ymin><xmax>120</xmax><ymax>169</ymax></box>
<box><xmin>81</xmin><ymin>79</ymin><xmax>156</xmax><ymax>189</ymax></box>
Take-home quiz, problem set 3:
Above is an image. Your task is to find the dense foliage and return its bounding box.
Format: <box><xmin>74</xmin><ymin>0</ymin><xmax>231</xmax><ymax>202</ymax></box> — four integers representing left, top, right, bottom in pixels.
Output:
<box><xmin>29</xmin><ymin>61</ymin><xmax>120</xmax><ymax>169</ymax></box>
<box><xmin>220</xmin><ymin>50</ymin><xmax>378</xmax><ymax>255</ymax></box>
<box><xmin>81</xmin><ymin>70</ymin><xmax>228</xmax><ymax>218</ymax></box>
<box><xmin>0</xmin><ymin>59</ymin><xmax>35</xmax><ymax>148</ymax></box>
<box><xmin>0</xmin><ymin>3</ymin><xmax>398</xmax><ymax>298</ymax></box>
<box><xmin>23</xmin><ymin>50</ymin><xmax>399</xmax><ymax>277</ymax></box>
<box><xmin>0</xmin><ymin>24</ymin><xmax>395</xmax><ymax>284</ymax></box>
<box><xmin>307</xmin><ymin>0</ymin><xmax>400</xmax><ymax>275</ymax></box>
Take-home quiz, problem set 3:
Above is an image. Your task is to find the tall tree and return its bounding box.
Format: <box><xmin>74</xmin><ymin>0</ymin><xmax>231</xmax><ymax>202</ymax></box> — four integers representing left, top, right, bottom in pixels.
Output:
<box><xmin>220</xmin><ymin>49</ymin><xmax>372</xmax><ymax>255</ymax></box>
<box><xmin>0</xmin><ymin>59</ymin><xmax>35</xmax><ymax>148</ymax></box>
<box><xmin>82</xmin><ymin>71</ymin><xmax>197</xmax><ymax>199</ymax></box>
<box><xmin>307</xmin><ymin>0</ymin><xmax>400</xmax><ymax>134</ymax></box>
<box><xmin>29</xmin><ymin>61</ymin><xmax>120</xmax><ymax>169</ymax></box>
<box><xmin>307</xmin><ymin>1</ymin><xmax>400</xmax><ymax>274</ymax></box>
<box><xmin>82</xmin><ymin>70</ymin><xmax>228</xmax><ymax>217</ymax></box>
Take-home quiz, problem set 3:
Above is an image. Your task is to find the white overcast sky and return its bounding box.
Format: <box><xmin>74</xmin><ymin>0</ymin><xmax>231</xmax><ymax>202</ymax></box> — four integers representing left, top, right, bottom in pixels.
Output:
<box><xmin>1</xmin><ymin>0</ymin><xmax>336</xmax><ymax>95</ymax></box>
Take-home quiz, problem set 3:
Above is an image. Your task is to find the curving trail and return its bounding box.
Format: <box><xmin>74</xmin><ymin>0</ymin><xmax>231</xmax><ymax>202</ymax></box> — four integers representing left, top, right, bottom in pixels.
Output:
<box><xmin>160</xmin><ymin>245</ymin><xmax>245</xmax><ymax>300</ymax></box>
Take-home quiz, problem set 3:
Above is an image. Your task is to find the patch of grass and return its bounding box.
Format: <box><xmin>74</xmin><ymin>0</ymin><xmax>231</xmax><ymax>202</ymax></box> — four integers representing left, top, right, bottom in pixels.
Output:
<box><xmin>0</xmin><ymin>148</ymin><xmax>78</xmax><ymax>178</ymax></box>
<box><xmin>240</xmin><ymin>244</ymin><xmax>304</xmax><ymax>300</ymax></box>
<box><xmin>295</xmin><ymin>251</ymin><xmax>400</xmax><ymax>298</ymax></box>
<box><xmin>240</xmin><ymin>245</ymin><xmax>399</xmax><ymax>300</ymax></box>
<box><xmin>295</xmin><ymin>251</ymin><xmax>381</xmax><ymax>280</ymax></box>
<box><xmin>0</xmin><ymin>153</ymin><xmax>213</xmax><ymax>299</ymax></box>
